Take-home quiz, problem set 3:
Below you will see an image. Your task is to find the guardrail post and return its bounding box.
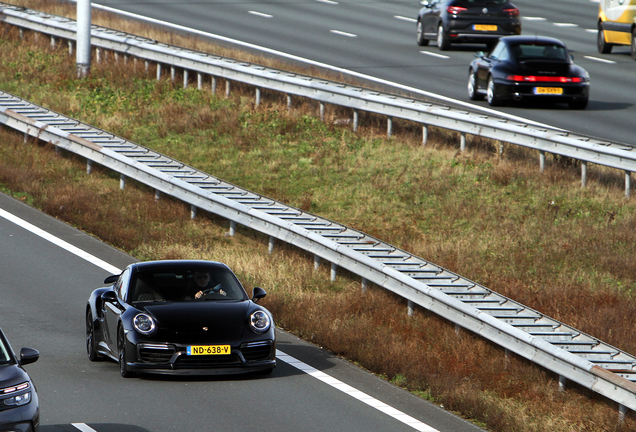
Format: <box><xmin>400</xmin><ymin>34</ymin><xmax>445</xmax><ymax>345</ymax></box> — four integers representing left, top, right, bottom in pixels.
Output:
<box><xmin>353</xmin><ymin>110</ymin><xmax>359</xmax><ymax>132</ymax></box>
<box><xmin>154</xmin><ymin>189</ymin><xmax>161</xmax><ymax>200</ymax></box>
<box><xmin>539</xmin><ymin>150</ymin><xmax>546</xmax><ymax>172</ymax></box>
<box><xmin>156</xmin><ymin>63</ymin><xmax>161</xmax><ymax>80</ymax></box>
<box><xmin>314</xmin><ymin>254</ymin><xmax>321</xmax><ymax>270</ymax></box>
<box><xmin>225</xmin><ymin>80</ymin><xmax>231</xmax><ymax>98</ymax></box>
<box><xmin>387</xmin><ymin>117</ymin><xmax>393</xmax><ymax>138</ymax></box>
<box><xmin>422</xmin><ymin>124</ymin><xmax>428</xmax><ymax>146</ymax></box>
<box><xmin>255</xmin><ymin>88</ymin><xmax>261</xmax><ymax>107</ymax></box>
<box><xmin>268</xmin><ymin>236</ymin><xmax>275</xmax><ymax>254</ymax></box>
<box><xmin>287</xmin><ymin>94</ymin><xmax>292</xmax><ymax>110</ymax></box>
<box><xmin>190</xmin><ymin>205</ymin><xmax>197</xmax><ymax>219</ymax></box>
<box><xmin>330</xmin><ymin>262</ymin><xmax>337</xmax><ymax>281</ymax></box>
<box><xmin>170</xmin><ymin>66</ymin><xmax>176</xmax><ymax>82</ymax></box>
<box><xmin>626</xmin><ymin>171</ymin><xmax>632</xmax><ymax>198</ymax></box>
<box><xmin>124</xmin><ymin>55</ymin><xmax>129</xmax><ymax>65</ymax></box>
<box><xmin>212</xmin><ymin>76</ymin><xmax>217</xmax><ymax>94</ymax></box>
<box><xmin>319</xmin><ymin>102</ymin><xmax>325</xmax><ymax>122</ymax></box>
<box><xmin>558</xmin><ymin>375</ymin><xmax>566</xmax><ymax>392</ymax></box>
<box><xmin>407</xmin><ymin>300</ymin><xmax>414</xmax><ymax>316</ymax></box>
<box><xmin>197</xmin><ymin>73</ymin><xmax>202</xmax><ymax>90</ymax></box>
<box><xmin>86</xmin><ymin>159</ymin><xmax>92</xmax><ymax>175</ymax></box>
<box><xmin>19</xmin><ymin>28</ymin><xmax>23</xmax><ymax>39</ymax></box>
<box><xmin>144</xmin><ymin>60</ymin><xmax>149</xmax><ymax>73</ymax></box>
<box><xmin>619</xmin><ymin>404</ymin><xmax>627</xmax><ymax>424</ymax></box>
<box><xmin>114</xmin><ymin>52</ymin><xmax>119</xmax><ymax>64</ymax></box>
<box><xmin>183</xmin><ymin>70</ymin><xmax>188</xmax><ymax>88</ymax></box>
<box><xmin>460</xmin><ymin>132</ymin><xmax>467</xmax><ymax>152</ymax></box>
<box><xmin>68</xmin><ymin>40</ymin><xmax>73</xmax><ymax>56</ymax></box>
<box><xmin>361</xmin><ymin>277</ymin><xmax>368</xmax><ymax>293</ymax></box>
<box><xmin>581</xmin><ymin>161</ymin><xmax>588</xmax><ymax>188</ymax></box>
<box><xmin>229</xmin><ymin>221</ymin><xmax>236</xmax><ymax>236</ymax></box>
<box><xmin>119</xmin><ymin>174</ymin><xmax>126</xmax><ymax>189</ymax></box>
<box><xmin>50</xmin><ymin>35</ymin><xmax>56</xmax><ymax>49</ymax></box>
<box><xmin>96</xmin><ymin>48</ymin><xmax>101</xmax><ymax>64</ymax></box>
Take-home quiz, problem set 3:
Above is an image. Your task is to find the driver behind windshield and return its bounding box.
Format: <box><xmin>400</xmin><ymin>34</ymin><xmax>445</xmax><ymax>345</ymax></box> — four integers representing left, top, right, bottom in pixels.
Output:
<box><xmin>189</xmin><ymin>271</ymin><xmax>227</xmax><ymax>299</ymax></box>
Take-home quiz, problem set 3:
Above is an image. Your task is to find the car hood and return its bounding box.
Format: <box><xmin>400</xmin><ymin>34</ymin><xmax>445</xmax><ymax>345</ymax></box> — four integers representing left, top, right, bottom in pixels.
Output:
<box><xmin>142</xmin><ymin>301</ymin><xmax>251</xmax><ymax>337</ymax></box>
<box><xmin>0</xmin><ymin>364</ymin><xmax>30</xmax><ymax>388</ymax></box>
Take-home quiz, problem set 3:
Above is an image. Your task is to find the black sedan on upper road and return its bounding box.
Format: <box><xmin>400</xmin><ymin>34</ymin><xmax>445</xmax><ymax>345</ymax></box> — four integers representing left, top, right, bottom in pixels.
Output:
<box><xmin>416</xmin><ymin>0</ymin><xmax>521</xmax><ymax>50</ymax></box>
<box><xmin>467</xmin><ymin>35</ymin><xmax>590</xmax><ymax>109</ymax></box>
<box><xmin>86</xmin><ymin>260</ymin><xmax>276</xmax><ymax>378</ymax></box>
<box><xmin>0</xmin><ymin>327</ymin><xmax>39</xmax><ymax>432</ymax></box>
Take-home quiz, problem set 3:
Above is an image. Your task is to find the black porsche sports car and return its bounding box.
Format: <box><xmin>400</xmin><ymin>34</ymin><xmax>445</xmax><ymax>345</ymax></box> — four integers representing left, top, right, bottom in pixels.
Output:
<box><xmin>86</xmin><ymin>260</ymin><xmax>276</xmax><ymax>377</ymax></box>
<box><xmin>0</xmin><ymin>327</ymin><xmax>39</xmax><ymax>432</ymax></box>
<box><xmin>467</xmin><ymin>35</ymin><xmax>590</xmax><ymax>109</ymax></box>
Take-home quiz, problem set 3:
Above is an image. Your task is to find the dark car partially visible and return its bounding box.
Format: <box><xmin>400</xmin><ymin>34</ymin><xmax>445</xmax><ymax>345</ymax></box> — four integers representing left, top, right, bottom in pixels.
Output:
<box><xmin>0</xmin><ymin>327</ymin><xmax>39</xmax><ymax>432</ymax></box>
<box><xmin>417</xmin><ymin>0</ymin><xmax>521</xmax><ymax>50</ymax></box>
<box><xmin>467</xmin><ymin>35</ymin><xmax>590</xmax><ymax>109</ymax></box>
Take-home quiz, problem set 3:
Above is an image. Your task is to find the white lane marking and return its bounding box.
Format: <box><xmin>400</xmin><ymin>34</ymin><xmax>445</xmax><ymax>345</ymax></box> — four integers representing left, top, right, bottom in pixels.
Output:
<box><xmin>0</xmin><ymin>208</ymin><xmax>121</xmax><ymax>275</ymax></box>
<box><xmin>420</xmin><ymin>50</ymin><xmax>449</xmax><ymax>59</ymax></box>
<box><xmin>523</xmin><ymin>16</ymin><xmax>547</xmax><ymax>21</ymax></box>
<box><xmin>330</xmin><ymin>29</ymin><xmax>357</xmax><ymax>38</ymax></box>
<box><xmin>584</xmin><ymin>55</ymin><xmax>616</xmax><ymax>64</ymax></box>
<box><xmin>75</xmin><ymin>3</ymin><xmax>568</xmax><ymax>135</ymax></box>
<box><xmin>277</xmin><ymin>351</ymin><xmax>439</xmax><ymax>431</ymax></box>
<box><xmin>554</xmin><ymin>23</ymin><xmax>578</xmax><ymax>27</ymax></box>
<box><xmin>248</xmin><ymin>11</ymin><xmax>273</xmax><ymax>18</ymax></box>
<box><xmin>316</xmin><ymin>0</ymin><xmax>339</xmax><ymax>4</ymax></box>
<box><xmin>395</xmin><ymin>15</ymin><xmax>417</xmax><ymax>23</ymax></box>
<box><xmin>0</xmin><ymin>206</ymin><xmax>439</xmax><ymax>431</ymax></box>
<box><xmin>72</xmin><ymin>424</ymin><xmax>98</xmax><ymax>432</ymax></box>
<box><xmin>586</xmin><ymin>29</ymin><xmax>598</xmax><ymax>33</ymax></box>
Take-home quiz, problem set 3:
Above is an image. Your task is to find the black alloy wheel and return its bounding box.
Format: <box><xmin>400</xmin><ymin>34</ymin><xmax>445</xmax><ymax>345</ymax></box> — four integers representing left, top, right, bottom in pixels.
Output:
<box><xmin>118</xmin><ymin>327</ymin><xmax>134</xmax><ymax>378</ymax></box>
<box><xmin>417</xmin><ymin>20</ymin><xmax>429</xmax><ymax>46</ymax></box>
<box><xmin>86</xmin><ymin>311</ymin><xmax>100</xmax><ymax>361</ymax></box>
<box><xmin>486</xmin><ymin>76</ymin><xmax>501</xmax><ymax>106</ymax></box>
<box><xmin>437</xmin><ymin>24</ymin><xmax>450</xmax><ymax>50</ymax></box>
<box><xmin>467</xmin><ymin>70</ymin><xmax>483</xmax><ymax>101</ymax></box>
<box><xmin>597</xmin><ymin>25</ymin><xmax>613</xmax><ymax>54</ymax></box>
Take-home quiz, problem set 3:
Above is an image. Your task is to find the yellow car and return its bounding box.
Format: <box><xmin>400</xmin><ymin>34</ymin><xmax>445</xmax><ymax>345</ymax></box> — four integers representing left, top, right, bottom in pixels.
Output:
<box><xmin>598</xmin><ymin>0</ymin><xmax>636</xmax><ymax>59</ymax></box>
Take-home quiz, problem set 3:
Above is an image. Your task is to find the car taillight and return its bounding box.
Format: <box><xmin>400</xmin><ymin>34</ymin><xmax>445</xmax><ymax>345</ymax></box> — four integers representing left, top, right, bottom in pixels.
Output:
<box><xmin>503</xmin><ymin>7</ymin><xmax>520</xmax><ymax>16</ymax></box>
<box><xmin>506</xmin><ymin>75</ymin><xmax>582</xmax><ymax>83</ymax></box>
<box><xmin>447</xmin><ymin>6</ymin><xmax>467</xmax><ymax>14</ymax></box>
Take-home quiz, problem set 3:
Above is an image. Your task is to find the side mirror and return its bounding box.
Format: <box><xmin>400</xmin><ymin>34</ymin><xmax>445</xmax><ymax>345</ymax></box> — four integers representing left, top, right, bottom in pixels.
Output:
<box><xmin>252</xmin><ymin>287</ymin><xmax>267</xmax><ymax>303</ymax></box>
<box><xmin>19</xmin><ymin>347</ymin><xmax>39</xmax><ymax>366</ymax></box>
<box><xmin>104</xmin><ymin>274</ymin><xmax>119</xmax><ymax>284</ymax></box>
<box><xmin>101</xmin><ymin>290</ymin><xmax>118</xmax><ymax>302</ymax></box>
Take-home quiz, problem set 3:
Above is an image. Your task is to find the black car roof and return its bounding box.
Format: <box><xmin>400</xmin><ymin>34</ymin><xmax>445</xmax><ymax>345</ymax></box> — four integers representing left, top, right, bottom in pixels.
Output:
<box><xmin>499</xmin><ymin>35</ymin><xmax>566</xmax><ymax>47</ymax></box>
<box><xmin>130</xmin><ymin>260</ymin><xmax>231</xmax><ymax>272</ymax></box>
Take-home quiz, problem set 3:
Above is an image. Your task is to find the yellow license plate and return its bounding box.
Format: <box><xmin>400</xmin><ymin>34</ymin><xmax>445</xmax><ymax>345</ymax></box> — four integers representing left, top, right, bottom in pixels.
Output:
<box><xmin>187</xmin><ymin>345</ymin><xmax>231</xmax><ymax>355</ymax></box>
<box><xmin>535</xmin><ymin>87</ymin><xmax>563</xmax><ymax>95</ymax></box>
<box><xmin>473</xmin><ymin>25</ymin><xmax>497</xmax><ymax>31</ymax></box>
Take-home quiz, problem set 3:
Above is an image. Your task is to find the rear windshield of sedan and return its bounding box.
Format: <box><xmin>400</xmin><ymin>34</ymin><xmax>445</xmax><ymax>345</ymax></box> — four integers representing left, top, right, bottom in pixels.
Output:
<box><xmin>129</xmin><ymin>267</ymin><xmax>248</xmax><ymax>303</ymax></box>
<box><xmin>511</xmin><ymin>43</ymin><xmax>568</xmax><ymax>61</ymax></box>
<box><xmin>454</xmin><ymin>0</ymin><xmax>510</xmax><ymax>5</ymax></box>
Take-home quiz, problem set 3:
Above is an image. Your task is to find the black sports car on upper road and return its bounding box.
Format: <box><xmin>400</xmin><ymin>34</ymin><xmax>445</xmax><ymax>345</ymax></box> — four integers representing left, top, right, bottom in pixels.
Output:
<box><xmin>0</xmin><ymin>327</ymin><xmax>39</xmax><ymax>432</ymax></box>
<box><xmin>86</xmin><ymin>260</ymin><xmax>276</xmax><ymax>377</ymax></box>
<box><xmin>416</xmin><ymin>0</ymin><xmax>521</xmax><ymax>50</ymax></box>
<box><xmin>467</xmin><ymin>35</ymin><xmax>590</xmax><ymax>109</ymax></box>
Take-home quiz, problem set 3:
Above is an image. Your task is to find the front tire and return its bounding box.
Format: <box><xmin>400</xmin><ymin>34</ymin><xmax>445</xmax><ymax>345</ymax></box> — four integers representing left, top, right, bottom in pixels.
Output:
<box><xmin>486</xmin><ymin>75</ymin><xmax>502</xmax><ymax>106</ymax></box>
<box><xmin>597</xmin><ymin>25</ymin><xmax>613</xmax><ymax>54</ymax></box>
<box><xmin>467</xmin><ymin>70</ymin><xmax>483</xmax><ymax>100</ymax></box>
<box><xmin>631</xmin><ymin>29</ymin><xmax>636</xmax><ymax>60</ymax></box>
<box><xmin>416</xmin><ymin>20</ymin><xmax>429</xmax><ymax>46</ymax></box>
<box><xmin>118</xmin><ymin>327</ymin><xmax>135</xmax><ymax>378</ymax></box>
<box><xmin>437</xmin><ymin>24</ymin><xmax>450</xmax><ymax>51</ymax></box>
<box><xmin>86</xmin><ymin>311</ymin><xmax>100</xmax><ymax>362</ymax></box>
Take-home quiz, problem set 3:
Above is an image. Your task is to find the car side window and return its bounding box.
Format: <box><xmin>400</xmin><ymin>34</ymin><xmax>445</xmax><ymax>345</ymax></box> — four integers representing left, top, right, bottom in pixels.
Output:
<box><xmin>489</xmin><ymin>42</ymin><xmax>505</xmax><ymax>60</ymax></box>
<box><xmin>116</xmin><ymin>268</ymin><xmax>131</xmax><ymax>302</ymax></box>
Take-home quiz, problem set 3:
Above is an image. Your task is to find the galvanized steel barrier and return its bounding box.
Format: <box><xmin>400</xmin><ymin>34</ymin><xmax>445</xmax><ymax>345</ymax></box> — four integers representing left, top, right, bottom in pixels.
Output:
<box><xmin>2</xmin><ymin>2</ymin><xmax>636</xmax><ymax>419</ymax></box>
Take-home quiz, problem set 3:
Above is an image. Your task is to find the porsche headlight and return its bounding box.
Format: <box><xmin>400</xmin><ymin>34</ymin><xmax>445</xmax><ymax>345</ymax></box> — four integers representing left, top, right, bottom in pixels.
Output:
<box><xmin>133</xmin><ymin>313</ymin><xmax>156</xmax><ymax>335</ymax></box>
<box><xmin>250</xmin><ymin>311</ymin><xmax>271</xmax><ymax>333</ymax></box>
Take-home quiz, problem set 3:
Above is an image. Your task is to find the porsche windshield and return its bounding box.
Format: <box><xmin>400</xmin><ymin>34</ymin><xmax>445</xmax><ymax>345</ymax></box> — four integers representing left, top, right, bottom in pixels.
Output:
<box><xmin>129</xmin><ymin>267</ymin><xmax>248</xmax><ymax>303</ymax></box>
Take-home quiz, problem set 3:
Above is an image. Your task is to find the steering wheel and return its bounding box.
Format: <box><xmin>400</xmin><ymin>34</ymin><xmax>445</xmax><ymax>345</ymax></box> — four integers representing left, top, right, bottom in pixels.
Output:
<box><xmin>200</xmin><ymin>284</ymin><xmax>223</xmax><ymax>296</ymax></box>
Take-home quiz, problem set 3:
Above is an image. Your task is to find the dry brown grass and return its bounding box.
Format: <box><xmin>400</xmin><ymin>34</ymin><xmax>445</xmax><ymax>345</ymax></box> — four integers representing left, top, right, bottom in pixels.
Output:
<box><xmin>1</xmin><ymin>4</ymin><xmax>636</xmax><ymax>431</ymax></box>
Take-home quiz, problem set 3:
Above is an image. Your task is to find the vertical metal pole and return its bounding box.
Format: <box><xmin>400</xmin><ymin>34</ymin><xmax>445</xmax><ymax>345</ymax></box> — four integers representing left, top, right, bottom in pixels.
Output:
<box><xmin>190</xmin><ymin>205</ymin><xmax>197</xmax><ymax>219</ymax></box>
<box><xmin>314</xmin><ymin>255</ymin><xmax>321</xmax><ymax>270</ymax></box>
<box><xmin>229</xmin><ymin>221</ymin><xmax>236</xmax><ymax>236</ymax></box>
<box><xmin>156</xmin><ymin>64</ymin><xmax>162</xmax><ymax>81</ymax></box>
<box><xmin>183</xmin><ymin>70</ymin><xmax>188</xmax><ymax>88</ymax></box>
<box><xmin>212</xmin><ymin>76</ymin><xmax>217</xmax><ymax>94</ymax></box>
<box><xmin>558</xmin><ymin>375</ymin><xmax>566</xmax><ymax>392</ymax></box>
<box><xmin>353</xmin><ymin>110</ymin><xmax>359</xmax><ymax>132</ymax></box>
<box><xmin>320</xmin><ymin>102</ymin><xmax>325</xmax><ymax>122</ymax></box>
<box><xmin>76</xmin><ymin>0</ymin><xmax>91</xmax><ymax>78</ymax></box>
<box><xmin>460</xmin><ymin>132</ymin><xmax>467</xmax><ymax>152</ymax></box>
<box><xmin>626</xmin><ymin>171</ymin><xmax>631</xmax><ymax>198</ymax></box>
<box><xmin>154</xmin><ymin>190</ymin><xmax>161</xmax><ymax>200</ymax></box>
<box><xmin>581</xmin><ymin>161</ymin><xmax>587</xmax><ymax>188</ymax></box>
<box><xmin>268</xmin><ymin>236</ymin><xmax>275</xmax><ymax>254</ymax></box>
<box><xmin>225</xmin><ymin>80</ymin><xmax>231</xmax><ymax>98</ymax></box>
<box><xmin>287</xmin><ymin>94</ymin><xmax>292</xmax><ymax>110</ymax></box>
<box><xmin>145</xmin><ymin>60</ymin><xmax>149</xmax><ymax>73</ymax></box>
<box><xmin>361</xmin><ymin>277</ymin><xmax>368</xmax><ymax>293</ymax></box>
<box><xmin>539</xmin><ymin>150</ymin><xmax>546</xmax><ymax>172</ymax></box>
<box><xmin>86</xmin><ymin>159</ymin><xmax>92</xmax><ymax>175</ymax></box>
<box><xmin>330</xmin><ymin>263</ymin><xmax>337</xmax><ymax>281</ymax></box>
<box><xmin>619</xmin><ymin>404</ymin><xmax>627</xmax><ymax>424</ymax></box>
<box><xmin>114</xmin><ymin>52</ymin><xmax>119</xmax><ymax>64</ymax></box>
<box><xmin>422</xmin><ymin>124</ymin><xmax>428</xmax><ymax>146</ymax></box>
<box><xmin>170</xmin><ymin>66</ymin><xmax>176</xmax><ymax>82</ymax></box>
<box><xmin>407</xmin><ymin>300</ymin><xmax>414</xmax><ymax>317</ymax></box>
<box><xmin>50</xmin><ymin>36</ymin><xmax>56</xmax><ymax>49</ymax></box>
<box><xmin>119</xmin><ymin>174</ymin><xmax>126</xmax><ymax>189</ymax></box>
<box><xmin>387</xmin><ymin>117</ymin><xmax>393</xmax><ymax>138</ymax></box>
<box><xmin>255</xmin><ymin>88</ymin><xmax>261</xmax><ymax>107</ymax></box>
<box><xmin>197</xmin><ymin>73</ymin><xmax>203</xmax><ymax>90</ymax></box>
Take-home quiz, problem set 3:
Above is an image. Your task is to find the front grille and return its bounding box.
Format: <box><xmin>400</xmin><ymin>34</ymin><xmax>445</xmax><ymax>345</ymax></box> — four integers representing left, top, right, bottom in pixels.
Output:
<box><xmin>175</xmin><ymin>354</ymin><xmax>239</xmax><ymax>368</ymax></box>
<box><xmin>139</xmin><ymin>344</ymin><xmax>175</xmax><ymax>363</ymax></box>
<box><xmin>241</xmin><ymin>341</ymin><xmax>273</xmax><ymax>361</ymax></box>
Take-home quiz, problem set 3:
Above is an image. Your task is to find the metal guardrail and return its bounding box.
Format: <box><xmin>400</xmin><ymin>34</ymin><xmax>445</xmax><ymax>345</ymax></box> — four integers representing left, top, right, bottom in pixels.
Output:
<box><xmin>2</xmin><ymin>3</ymin><xmax>636</xmax><ymax>416</ymax></box>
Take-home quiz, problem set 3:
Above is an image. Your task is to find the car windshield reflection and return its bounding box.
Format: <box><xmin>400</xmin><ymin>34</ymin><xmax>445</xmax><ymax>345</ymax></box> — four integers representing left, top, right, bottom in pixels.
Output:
<box><xmin>0</xmin><ymin>336</ymin><xmax>10</xmax><ymax>365</ymax></box>
<box><xmin>129</xmin><ymin>267</ymin><xmax>248</xmax><ymax>303</ymax></box>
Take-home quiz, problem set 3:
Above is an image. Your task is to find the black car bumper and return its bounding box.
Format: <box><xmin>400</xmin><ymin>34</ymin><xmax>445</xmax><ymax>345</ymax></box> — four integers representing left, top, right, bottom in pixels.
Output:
<box><xmin>494</xmin><ymin>81</ymin><xmax>589</xmax><ymax>102</ymax></box>
<box><xmin>0</xmin><ymin>398</ymin><xmax>39</xmax><ymax>432</ymax></box>
<box><xmin>447</xmin><ymin>20</ymin><xmax>521</xmax><ymax>43</ymax></box>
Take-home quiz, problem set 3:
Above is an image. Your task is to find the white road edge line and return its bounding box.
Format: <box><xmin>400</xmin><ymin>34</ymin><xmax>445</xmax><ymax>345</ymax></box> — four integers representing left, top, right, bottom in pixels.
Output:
<box><xmin>330</xmin><ymin>29</ymin><xmax>357</xmax><ymax>38</ymax></box>
<box><xmin>395</xmin><ymin>15</ymin><xmax>417</xmax><ymax>23</ymax></box>
<box><xmin>248</xmin><ymin>11</ymin><xmax>273</xmax><ymax>18</ymax></box>
<box><xmin>316</xmin><ymin>0</ymin><xmax>339</xmax><ymax>4</ymax></box>
<box><xmin>584</xmin><ymin>55</ymin><xmax>616</xmax><ymax>64</ymax></box>
<box><xmin>420</xmin><ymin>51</ymin><xmax>450</xmax><ymax>59</ymax></box>
<box><xmin>0</xmin><ymin>208</ymin><xmax>440</xmax><ymax>431</ymax></box>
<box><xmin>523</xmin><ymin>17</ymin><xmax>546</xmax><ymax>21</ymax></box>
<box><xmin>277</xmin><ymin>351</ymin><xmax>439</xmax><ymax>432</ymax></box>
<box><xmin>0</xmin><ymin>208</ymin><xmax>121</xmax><ymax>274</ymax></box>
<box><xmin>553</xmin><ymin>23</ymin><xmax>578</xmax><ymax>27</ymax></box>
<box><xmin>72</xmin><ymin>424</ymin><xmax>98</xmax><ymax>432</ymax></box>
<box><xmin>73</xmin><ymin>0</ymin><xmax>565</xmax><ymax>131</ymax></box>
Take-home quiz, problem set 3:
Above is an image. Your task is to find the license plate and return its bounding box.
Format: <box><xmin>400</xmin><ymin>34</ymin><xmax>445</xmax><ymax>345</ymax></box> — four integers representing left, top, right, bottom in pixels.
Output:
<box><xmin>534</xmin><ymin>87</ymin><xmax>563</xmax><ymax>95</ymax></box>
<box><xmin>187</xmin><ymin>345</ymin><xmax>231</xmax><ymax>355</ymax></box>
<box><xmin>473</xmin><ymin>24</ymin><xmax>497</xmax><ymax>31</ymax></box>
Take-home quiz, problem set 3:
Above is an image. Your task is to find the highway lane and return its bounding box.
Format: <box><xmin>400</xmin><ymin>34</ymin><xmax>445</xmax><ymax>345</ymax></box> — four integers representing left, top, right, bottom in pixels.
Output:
<box><xmin>0</xmin><ymin>191</ymin><xmax>484</xmax><ymax>432</ymax></box>
<box><xmin>82</xmin><ymin>0</ymin><xmax>636</xmax><ymax>145</ymax></box>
